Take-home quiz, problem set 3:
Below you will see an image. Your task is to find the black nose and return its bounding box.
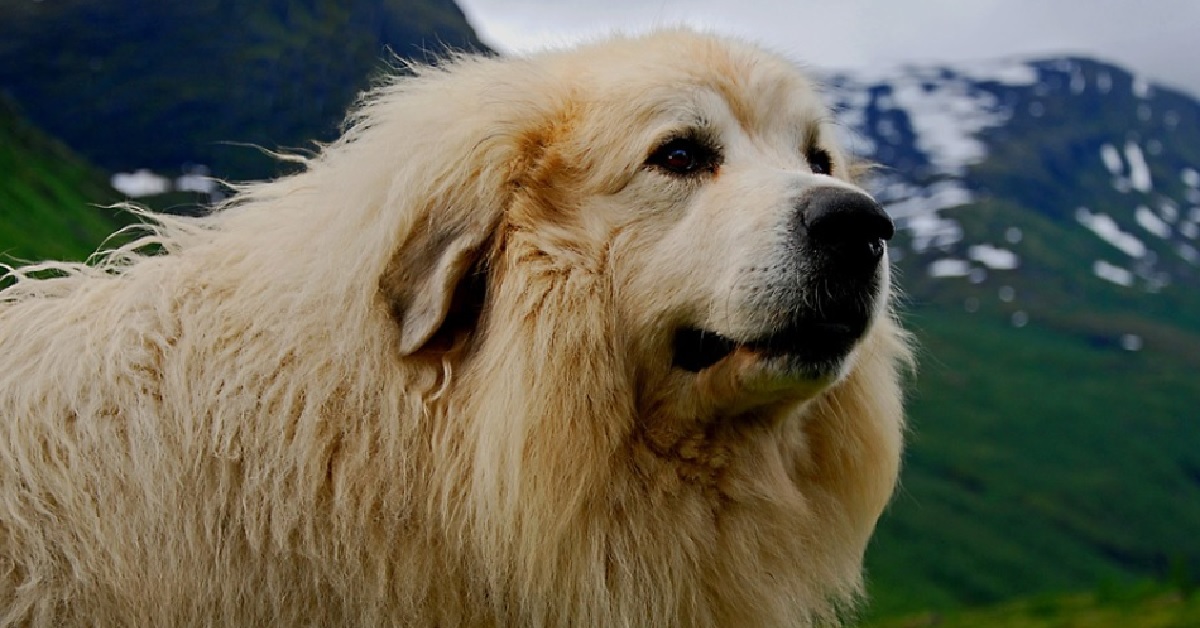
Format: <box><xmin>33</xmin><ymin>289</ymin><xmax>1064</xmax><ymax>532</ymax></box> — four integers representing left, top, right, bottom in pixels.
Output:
<box><xmin>800</xmin><ymin>187</ymin><xmax>894</xmax><ymax>266</ymax></box>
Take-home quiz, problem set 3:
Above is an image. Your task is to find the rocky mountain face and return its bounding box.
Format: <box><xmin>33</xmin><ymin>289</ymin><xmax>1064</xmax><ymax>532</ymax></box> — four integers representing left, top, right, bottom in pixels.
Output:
<box><xmin>826</xmin><ymin>57</ymin><xmax>1200</xmax><ymax>329</ymax></box>
<box><xmin>821</xmin><ymin>58</ymin><xmax>1200</xmax><ymax>614</ymax></box>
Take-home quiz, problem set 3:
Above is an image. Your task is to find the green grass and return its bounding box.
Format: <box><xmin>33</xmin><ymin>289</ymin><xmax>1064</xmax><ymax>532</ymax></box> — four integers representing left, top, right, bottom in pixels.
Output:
<box><xmin>0</xmin><ymin>0</ymin><xmax>489</xmax><ymax>182</ymax></box>
<box><xmin>0</xmin><ymin>95</ymin><xmax>126</xmax><ymax>264</ymax></box>
<box><xmin>864</xmin><ymin>303</ymin><xmax>1200</xmax><ymax>616</ymax></box>
<box><xmin>866</xmin><ymin>583</ymin><xmax>1200</xmax><ymax>628</ymax></box>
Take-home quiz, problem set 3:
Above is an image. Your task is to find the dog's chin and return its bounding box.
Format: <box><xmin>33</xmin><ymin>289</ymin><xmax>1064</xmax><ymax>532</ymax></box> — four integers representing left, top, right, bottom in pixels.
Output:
<box><xmin>672</xmin><ymin>318</ymin><xmax>867</xmax><ymax>382</ymax></box>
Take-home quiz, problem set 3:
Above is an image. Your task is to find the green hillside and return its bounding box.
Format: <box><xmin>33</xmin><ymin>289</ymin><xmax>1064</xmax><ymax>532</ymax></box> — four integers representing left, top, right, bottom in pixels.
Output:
<box><xmin>844</xmin><ymin>58</ymin><xmax>1200</xmax><ymax>619</ymax></box>
<box><xmin>866</xmin><ymin>302</ymin><xmax>1200</xmax><ymax>617</ymax></box>
<box><xmin>863</xmin><ymin>141</ymin><xmax>1200</xmax><ymax>618</ymax></box>
<box><xmin>0</xmin><ymin>0</ymin><xmax>488</xmax><ymax>182</ymax></box>
<box><xmin>867</xmin><ymin>582</ymin><xmax>1200</xmax><ymax>628</ymax></box>
<box><xmin>0</xmin><ymin>95</ymin><xmax>124</xmax><ymax>263</ymax></box>
<box><xmin>863</xmin><ymin>185</ymin><xmax>1200</xmax><ymax>619</ymax></box>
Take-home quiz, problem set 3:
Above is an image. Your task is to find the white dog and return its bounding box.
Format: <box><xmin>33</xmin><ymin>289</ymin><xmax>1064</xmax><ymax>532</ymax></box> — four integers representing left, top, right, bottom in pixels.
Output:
<box><xmin>0</xmin><ymin>29</ymin><xmax>909</xmax><ymax>627</ymax></box>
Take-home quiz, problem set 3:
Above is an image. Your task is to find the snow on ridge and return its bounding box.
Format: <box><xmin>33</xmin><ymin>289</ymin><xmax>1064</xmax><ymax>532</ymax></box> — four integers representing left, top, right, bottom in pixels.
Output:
<box><xmin>1183</xmin><ymin>168</ymin><xmax>1200</xmax><ymax>188</ymax></box>
<box><xmin>968</xmin><ymin>244</ymin><xmax>1019</xmax><ymax>270</ymax></box>
<box><xmin>951</xmin><ymin>58</ymin><xmax>1038</xmax><ymax>86</ymax></box>
<box><xmin>1136</xmin><ymin>205</ymin><xmax>1170</xmax><ymax>238</ymax></box>
<box><xmin>1132</xmin><ymin>75</ymin><xmax>1151</xmax><ymax>99</ymax></box>
<box><xmin>1100</xmin><ymin>144</ymin><xmax>1123</xmax><ymax>175</ymax></box>
<box><xmin>929</xmin><ymin>258</ymin><xmax>971</xmax><ymax>278</ymax></box>
<box><xmin>888</xmin><ymin>75</ymin><xmax>1008</xmax><ymax>174</ymax></box>
<box><xmin>1159</xmin><ymin>202</ymin><xmax>1179</xmax><ymax>223</ymax></box>
<box><xmin>879</xmin><ymin>180</ymin><xmax>969</xmax><ymax>252</ymax></box>
<box><xmin>1124</xmin><ymin>142</ymin><xmax>1152</xmax><ymax>192</ymax></box>
<box><xmin>834</xmin><ymin>57</ymin><xmax>1036</xmax><ymax>89</ymax></box>
<box><xmin>824</xmin><ymin>61</ymin><xmax>1027</xmax><ymax>177</ymax></box>
<box><xmin>1180</xmin><ymin>243</ymin><xmax>1199</xmax><ymax>264</ymax></box>
<box><xmin>882</xmin><ymin>180</ymin><xmax>972</xmax><ymax>217</ymax></box>
<box><xmin>112</xmin><ymin>170</ymin><xmax>169</xmax><ymax>197</ymax></box>
<box><xmin>177</xmin><ymin>174</ymin><xmax>217</xmax><ymax>195</ymax></box>
<box><xmin>1094</xmin><ymin>260</ymin><xmax>1133</xmax><ymax>286</ymax></box>
<box><xmin>112</xmin><ymin>165</ymin><xmax>218</xmax><ymax>198</ymax></box>
<box><xmin>904</xmin><ymin>212</ymin><xmax>964</xmax><ymax>253</ymax></box>
<box><xmin>1070</xmin><ymin>70</ymin><xmax>1086</xmax><ymax>94</ymax></box>
<box><xmin>1076</xmin><ymin>207</ymin><xmax>1146</xmax><ymax>257</ymax></box>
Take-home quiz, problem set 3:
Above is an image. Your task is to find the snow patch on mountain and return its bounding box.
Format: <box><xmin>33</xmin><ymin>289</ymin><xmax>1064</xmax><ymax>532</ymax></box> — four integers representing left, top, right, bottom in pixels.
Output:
<box><xmin>112</xmin><ymin>170</ymin><xmax>169</xmax><ymax>197</ymax></box>
<box><xmin>877</xmin><ymin>180</ymin><xmax>969</xmax><ymax>252</ymax></box>
<box><xmin>1159</xmin><ymin>202</ymin><xmax>1179</xmax><ymax>223</ymax></box>
<box><xmin>825</xmin><ymin>55</ymin><xmax>1200</xmax><ymax>303</ymax></box>
<box><xmin>969</xmin><ymin>244</ymin><xmax>1019</xmax><ymax>270</ymax></box>
<box><xmin>890</xmin><ymin>78</ymin><xmax>1005</xmax><ymax>174</ymax></box>
<box><xmin>1136</xmin><ymin>205</ymin><xmax>1170</xmax><ymax>238</ymax></box>
<box><xmin>825</xmin><ymin>61</ymin><xmax>1040</xmax><ymax>262</ymax></box>
<box><xmin>929</xmin><ymin>258</ymin><xmax>970</xmax><ymax>278</ymax></box>
<box><xmin>1132</xmin><ymin>75</ymin><xmax>1151</xmax><ymax>99</ymax></box>
<box><xmin>826</xmin><ymin>59</ymin><xmax>1039</xmax><ymax>176</ymax></box>
<box><xmin>1124</xmin><ymin>142</ymin><xmax>1152</xmax><ymax>192</ymax></box>
<box><xmin>1070</xmin><ymin>70</ymin><xmax>1086</xmax><ymax>94</ymax></box>
<box><xmin>1094</xmin><ymin>260</ymin><xmax>1134</xmax><ymax>286</ymax></box>
<box><xmin>1077</xmin><ymin>207</ymin><xmax>1147</xmax><ymax>257</ymax></box>
<box><xmin>955</xmin><ymin>59</ymin><xmax>1039</xmax><ymax>87</ymax></box>
<box><xmin>1182</xmin><ymin>168</ymin><xmax>1199</xmax><ymax>188</ymax></box>
<box><xmin>1101</xmin><ymin>144</ymin><xmax>1123</xmax><ymax>175</ymax></box>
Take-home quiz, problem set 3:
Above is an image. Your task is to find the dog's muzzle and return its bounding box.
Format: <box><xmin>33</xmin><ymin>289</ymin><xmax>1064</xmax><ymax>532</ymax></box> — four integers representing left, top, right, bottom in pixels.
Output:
<box><xmin>672</xmin><ymin>187</ymin><xmax>894</xmax><ymax>374</ymax></box>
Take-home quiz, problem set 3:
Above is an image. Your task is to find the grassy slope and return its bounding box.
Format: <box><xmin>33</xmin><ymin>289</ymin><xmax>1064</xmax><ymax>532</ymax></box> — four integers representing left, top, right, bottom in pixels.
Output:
<box><xmin>866</xmin><ymin>304</ymin><xmax>1200</xmax><ymax>617</ymax></box>
<box><xmin>0</xmin><ymin>95</ymin><xmax>125</xmax><ymax>263</ymax></box>
<box><xmin>867</xmin><ymin>584</ymin><xmax>1200</xmax><ymax>628</ymax></box>
<box><xmin>863</xmin><ymin>191</ymin><xmax>1200</xmax><ymax>617</ymax></box>
<box><xmin>0</xmin><ymin>0</ymin><xmax>488</xmax><ymax>182</ymax></box>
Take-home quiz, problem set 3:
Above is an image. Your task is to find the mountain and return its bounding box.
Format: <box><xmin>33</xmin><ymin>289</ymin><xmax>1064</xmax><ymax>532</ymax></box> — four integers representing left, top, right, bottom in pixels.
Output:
<box><xmin>820</xmin><ymin>58</ymin><xmax>1200</xmax><ymax>616</ymax></box>
<box><xmin>0</xmin><ymin>94</ymin><xmax>125</xmax><ymax>264</ymax></box>
<box><xmin>0</xmin><ymin>0</ymin><xmax>488</xmax><ymax>183</ymax></box>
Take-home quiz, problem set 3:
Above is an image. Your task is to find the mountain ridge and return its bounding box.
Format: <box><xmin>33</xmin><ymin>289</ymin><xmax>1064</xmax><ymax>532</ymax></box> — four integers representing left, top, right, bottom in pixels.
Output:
<box><xmin>820</xmin><ymin>53</ymin><xmax>1200</xmax><ymax>617</ymax></box>
<box><xmin>0</xmin><ymin>0</ymin><xmax>489</xmax><ymax>183</ymax></box>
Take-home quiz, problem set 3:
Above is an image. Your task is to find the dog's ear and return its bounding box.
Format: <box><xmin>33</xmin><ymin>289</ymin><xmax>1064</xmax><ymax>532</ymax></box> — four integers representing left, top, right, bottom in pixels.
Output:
<box><xmin>380</xmin><ymin>211</ymin><xmax>499</xmax><ymax>355</ymax></box>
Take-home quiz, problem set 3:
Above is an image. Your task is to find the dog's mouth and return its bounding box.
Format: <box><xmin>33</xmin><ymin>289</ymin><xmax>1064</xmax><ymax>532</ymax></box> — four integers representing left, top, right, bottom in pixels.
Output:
<box><xmin>672</xmin><ymin>319</ymin><xmax>867</xmax><ymax>374</ymax></box>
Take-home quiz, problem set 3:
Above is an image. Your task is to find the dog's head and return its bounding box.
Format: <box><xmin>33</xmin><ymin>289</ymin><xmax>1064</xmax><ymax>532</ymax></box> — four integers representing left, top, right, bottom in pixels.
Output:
<box><xmin>376</xmin><ymin>30</ymin><xmax>896</xmax><ymax>421</ymax></box>
<box><xmin>360</xmin><ymin>30</ymin><xmax>906</xmax><ymax>618</ymax></box>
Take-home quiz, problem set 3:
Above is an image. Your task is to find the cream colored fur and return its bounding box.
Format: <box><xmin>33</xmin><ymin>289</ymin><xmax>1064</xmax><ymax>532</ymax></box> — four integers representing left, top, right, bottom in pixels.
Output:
<box><xmin>0</xmin><ymin>29</ymin><xmax>909</xmax><ymax>627</ymax></box>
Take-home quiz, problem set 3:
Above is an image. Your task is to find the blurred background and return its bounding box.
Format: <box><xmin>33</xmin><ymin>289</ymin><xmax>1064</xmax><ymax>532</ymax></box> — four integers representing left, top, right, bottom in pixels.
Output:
<box><xmin>2</xmin><ymin>1</ymin><xmax>1198</xmax><ymax>625</ymax></box>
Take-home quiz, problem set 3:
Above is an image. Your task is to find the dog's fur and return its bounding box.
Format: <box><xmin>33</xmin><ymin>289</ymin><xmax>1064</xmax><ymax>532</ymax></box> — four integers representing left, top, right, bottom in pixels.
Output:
<box><xmin>0</xmin><ymin>30</ymin><xmax>908</xmax><ymax>627</ymax></box>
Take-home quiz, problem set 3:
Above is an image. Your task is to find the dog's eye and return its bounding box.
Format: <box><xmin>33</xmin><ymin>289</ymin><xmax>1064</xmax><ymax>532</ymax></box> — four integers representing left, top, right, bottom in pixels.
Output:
<box><xmin>807</xmin><ymin>147</ymin><xmax>833</xmax><ymax>176</ymax></box>
<box><xmin>647</xmin><ymin>137</ymin><xmax>717</xmax><ymax>176</ymax></box>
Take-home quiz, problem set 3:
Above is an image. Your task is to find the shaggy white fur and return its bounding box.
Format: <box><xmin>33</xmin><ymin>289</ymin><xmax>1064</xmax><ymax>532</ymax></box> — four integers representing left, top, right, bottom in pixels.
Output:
<box><xmin>0</xmin><ymin>29</ymin><xmax>909</xmax><ymax>627</ymax></box>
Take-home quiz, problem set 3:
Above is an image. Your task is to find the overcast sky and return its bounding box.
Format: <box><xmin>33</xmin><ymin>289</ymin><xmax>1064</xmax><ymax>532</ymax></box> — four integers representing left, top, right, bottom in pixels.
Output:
<box><xmin>456</xmin><ymin>0</ymin><xmax>1200</xmax><ymax>97</ymax></box>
